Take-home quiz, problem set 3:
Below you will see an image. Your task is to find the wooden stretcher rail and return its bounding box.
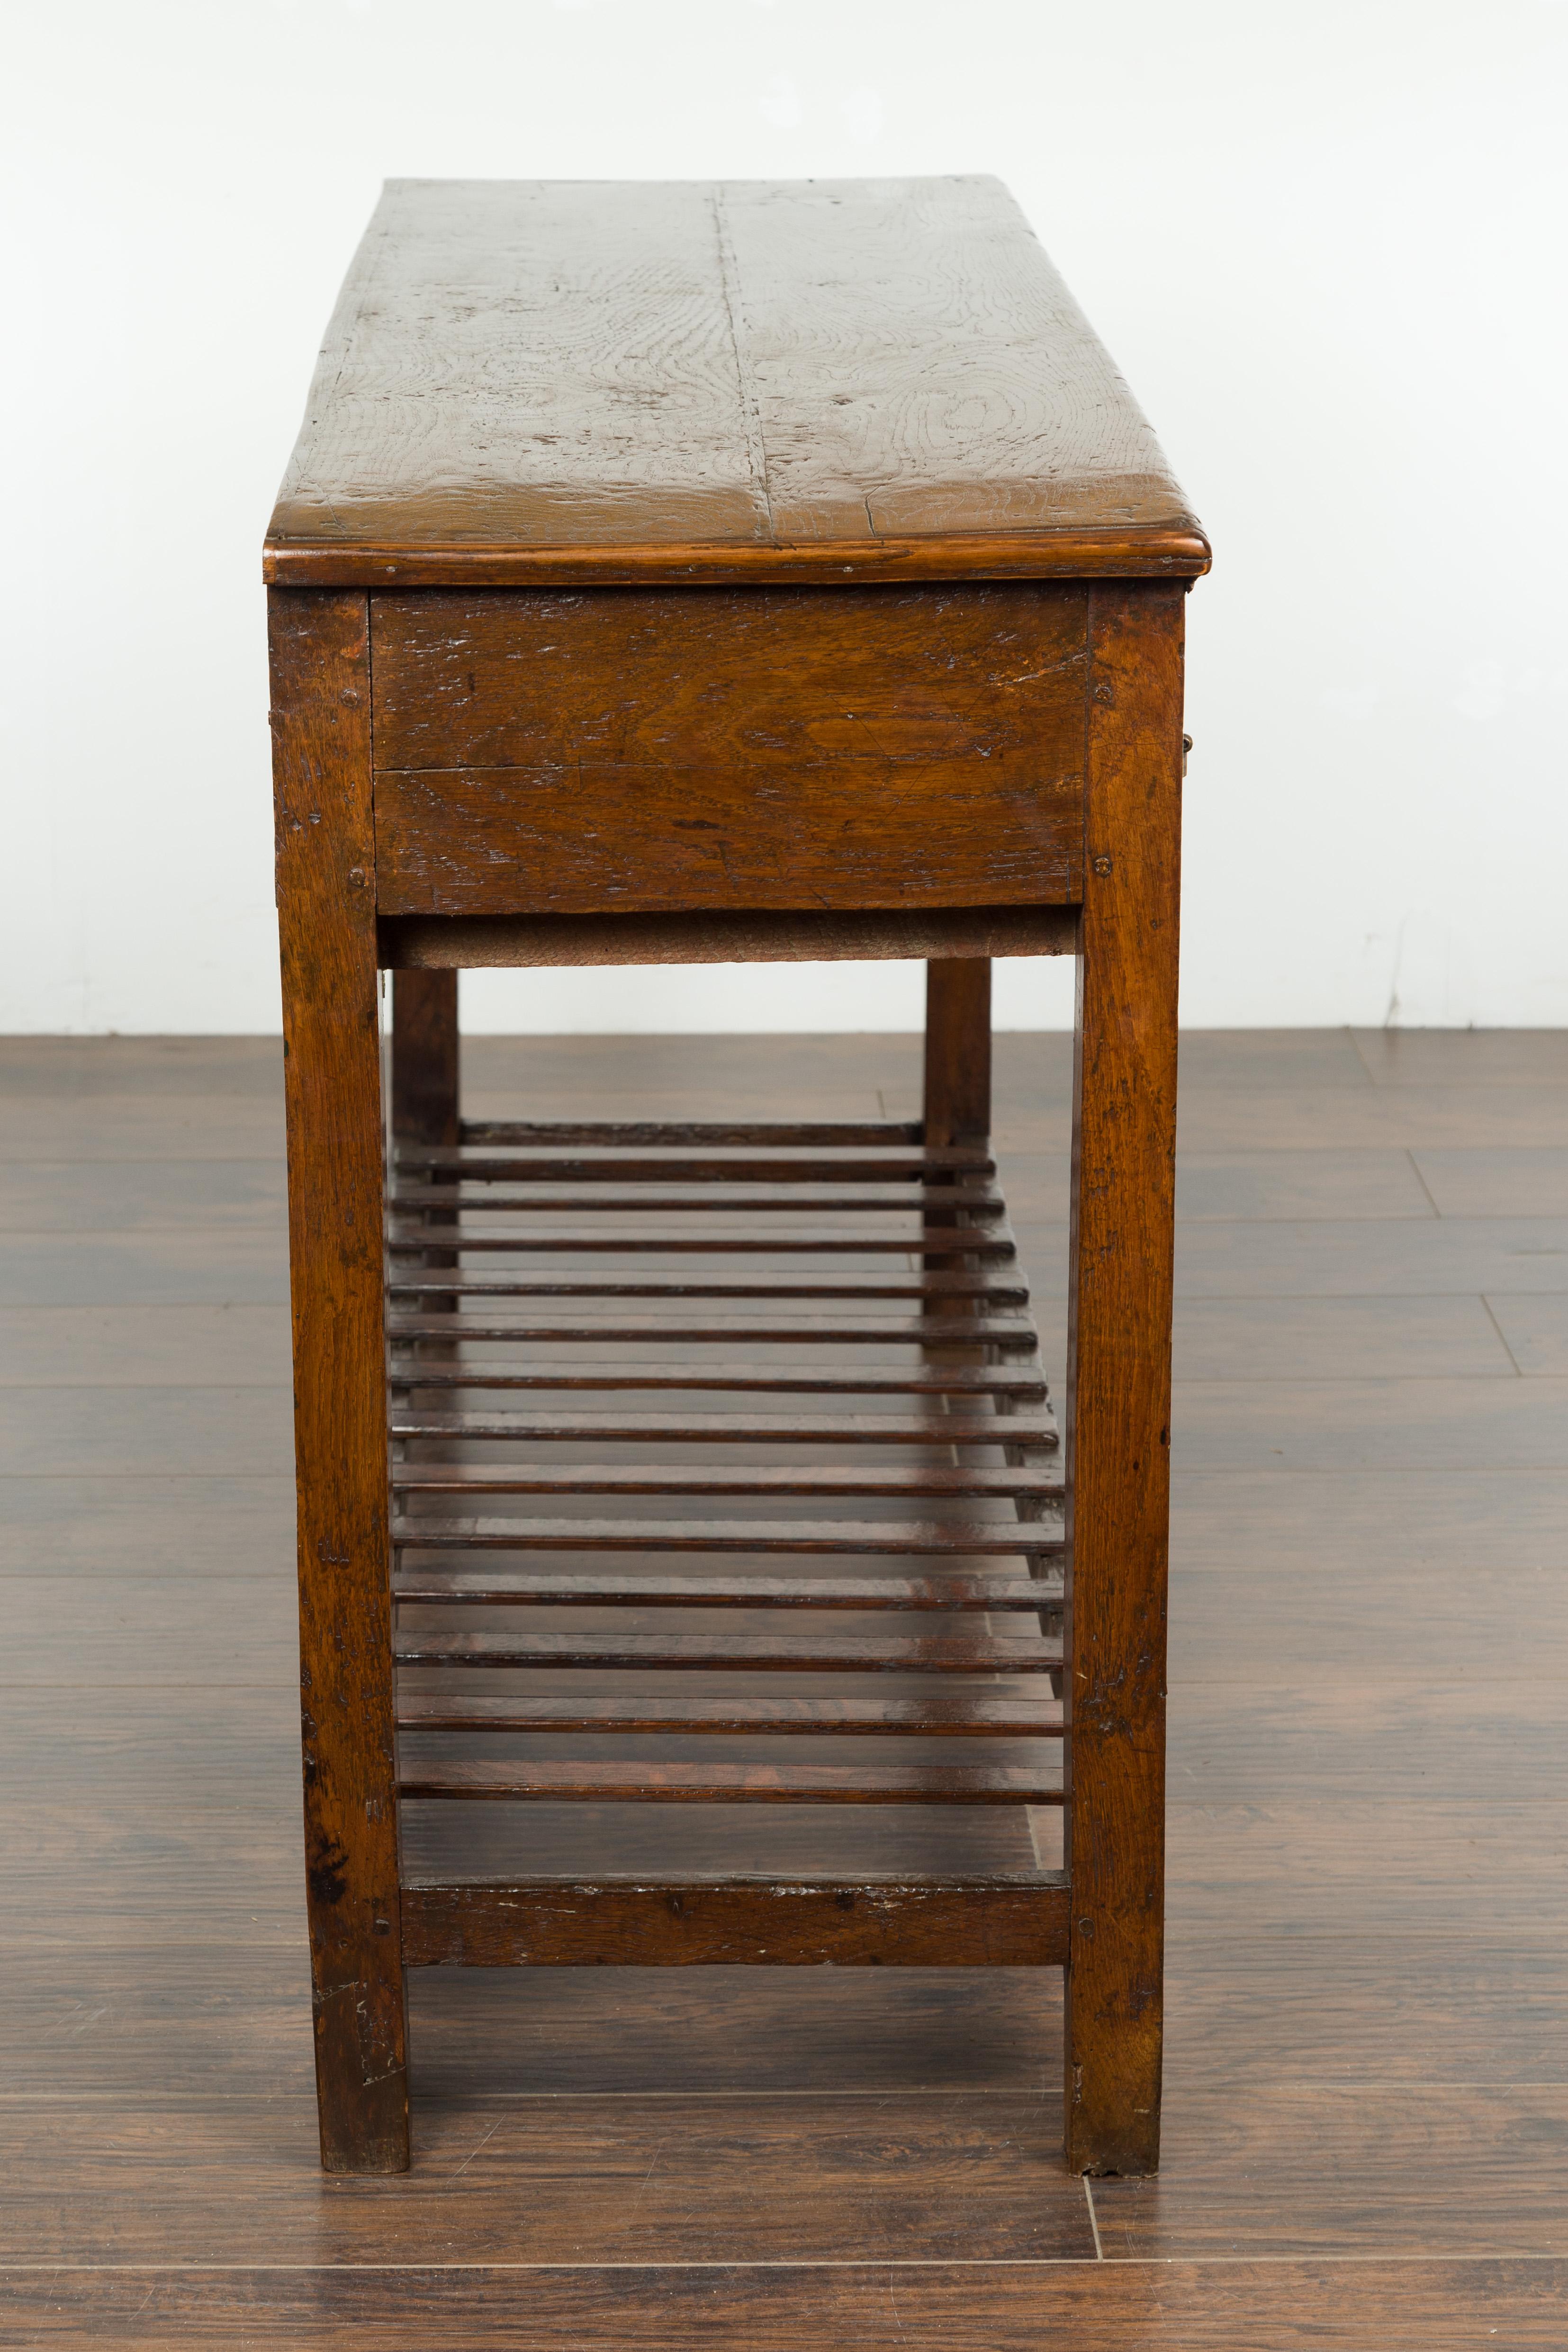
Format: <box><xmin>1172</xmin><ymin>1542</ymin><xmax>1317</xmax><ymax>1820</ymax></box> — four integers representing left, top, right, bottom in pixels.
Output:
<box><xmin>385</xmin><ymin>1225</ymin><xmax>1021</xmax><ymax>1257</ymax></box>
<box><xmin>386</xmin><ymin>1362</ymin><xmax>1050</xmax><ymax>1399</ymax></box>
<box><xmin>387</xmin><ymin>1314</ymin><xmax>1036</xmax><ymax>1348</ymax></box>
<box><xmin>399</xmin><ymin>1762</ymin><xmax>1065</xmax><ymax>1804</ymax></box>
<box><xmin>389</xmin><ymin>1183</ymin><xmax>1007</xmax><ymax>1215</ymax></box>
<box><xmin>387</xmin><ymin>1271</ymin><xmax>1028</xmax><ymax>1301</ymax></box>
<box><xmin>397</xmin><ymin>1147</ymin><xmax>996</xmax><ymax>1180</ymax></box>
<box><xmin>459</xmin><ymin>1121</ymin><xmax>924</xmax><ymax>1147</ymax></box>
<box><xmin>392</xmin><ymin>1465</ymin><xmax>1064</xmax><ymax>1501</ymax></box>
<box><xmin>393</xmin><ymin>1569</ymin><xmax>1061</xmax><ymax>1610</ymax></box>
<box><xmin>393</xmin><ymin>1629</ymin><xmax>1063</xmax><ymax>1672</ymax></box>
<box><xmin>388</xmin><ymin>1410</ymin><xmax>1058</xmax><ymax>1447</ymax></box>
<box><xmin>399</xmin><ymin>1875</ymin><xmax>1073</xmax><ymax>1968</ymax></box>
<box><xmin>395</xmin><ymin>1693</ymin><xmax>1065</xmax><ymax>1737</ymax></box>
<box><xmin>380</xmin><ymin>905</ymin><xmax>1079</xmax><ymax>971</ymax></box>
<box><xmin>392</xmin><ymin>1514</ymin><xmax>1064</xmax><ymax>1557</ymax></box>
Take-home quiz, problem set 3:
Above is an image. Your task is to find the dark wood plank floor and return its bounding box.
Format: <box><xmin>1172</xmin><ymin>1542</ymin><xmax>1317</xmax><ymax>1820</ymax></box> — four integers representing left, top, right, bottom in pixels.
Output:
<box><xmin>0</xmin><ymin>1028</ymin><xmax>1564</xmax><ymax>2348</ymax></box>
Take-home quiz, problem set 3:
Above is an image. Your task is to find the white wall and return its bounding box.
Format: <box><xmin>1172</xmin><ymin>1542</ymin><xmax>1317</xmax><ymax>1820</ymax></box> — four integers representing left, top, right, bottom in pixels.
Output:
<box><xmin>3</xmin><ymin>0</ymin><xmax>1564</xmax><ymax>1034</ymax></box>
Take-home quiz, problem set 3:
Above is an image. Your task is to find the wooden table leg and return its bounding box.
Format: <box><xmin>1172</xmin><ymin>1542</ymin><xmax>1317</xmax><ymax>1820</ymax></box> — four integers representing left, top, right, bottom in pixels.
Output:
<box><xmin>391</xmin><ymin>969</ymin><xmax>460</xmax><ymax>1316</ymax></box>
<box><xmin>921</xmin><ymin>963</ymin><xmax>991</xmax><ymax>1306</ymax></box>
<box><xmin>923</xmin><ymin>960</ymin><xmax>991</xmax><ymax>1149</ymax></box>
<box><xmin>923</xmin><ymin>956</ymin><xmax>1066</xmax><ymax>1670</ymax></box>
<box><xmin>1063</xmin><ymin>581</ymin><xmax>1184</xmax><ymax>2176</ymax></box>
<box><xmin>270</xmin><ymin>588</ymin><xmax>409</xmax><ymax>2174</ymax></box>
<box><xmin>391</xmin><ymin>970</ymin><xmax>460</xmax><ymax>1148</ymax></box>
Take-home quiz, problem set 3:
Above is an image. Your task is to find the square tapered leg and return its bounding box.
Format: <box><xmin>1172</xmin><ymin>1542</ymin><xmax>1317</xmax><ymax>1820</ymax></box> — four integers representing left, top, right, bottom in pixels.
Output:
<box><xmin>1063</xmin><ymin>582</ymin><xmax>1184</xmax><ymax>2177</ymax></box>
<box><xmin>271</xmin><ymin>587</ymin><xmax>409</xmax><ymax>2174</ymax></box>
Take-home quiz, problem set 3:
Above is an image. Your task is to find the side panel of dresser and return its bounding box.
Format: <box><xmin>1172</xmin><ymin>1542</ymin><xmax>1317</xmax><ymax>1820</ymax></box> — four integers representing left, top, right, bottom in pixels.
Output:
<box><xmin>269</xmin><ymin>588</ymin><xmax>409</xmax><ymax>2174</ymax></box>
<box><xmin>367</xmin><ymin>584</ymin><xmax>1088</xmax><ymax>916</ymax></box>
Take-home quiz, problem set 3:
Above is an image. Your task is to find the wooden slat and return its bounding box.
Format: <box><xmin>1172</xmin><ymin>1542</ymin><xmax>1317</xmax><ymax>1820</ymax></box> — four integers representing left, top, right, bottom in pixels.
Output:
<box><xmin>460</xmin><ymin>1120</ymin><xmax>922</xmax><ymax>1146</ymax></box>
<box><xmin>391</xmin><ymin>1464</ymin><xmax>1064</xmax><ymax>1501</ymax></box>
<box><xmin>386</xmin><ymin>1315</ymin><xmax>1037</xmax><ymax>1349</ymax></box>
<box><xmin>392</xmin><ymin>1629</ymin><xmax>1062</xmax><ymax>1671</ymax></box>
<box><xmin>396</xmin><ymin>1692</ymin><xmax>1064</xmax><ymax>1736</ymax></box>
<box><xmin>385</xmin><ymin>1271</ymin><xmax>1028</xmax><ymax>1302</ymax></box>
<box><xmin>385</xmin><ymin>1361</ymin><xmax>1049</xmax><ymax>1400</ymax></box>
<box><xmin>388</xmin><ymin>1410</ymin><xmax>1057</xmax><ymax>1448</ymax></box>
<box><xmin>400</xmin><ymin>1874</ymin><xmax>1072</xmax><ymax>1967</ymax></box>
<box><xmin>388</xmin><ymin>1182</ymin><xmax>1006</xmax><ymax>1215</ymax></box>
<box><xmin>397</xmin><ymin>1148</ymin><xmax>994</xmax><ymax>1181</ymax></box>
<box><xmin>393</xmin><ymin>1569</ymin><xmax>1063</xmax><ymax>1610</ymax></box>
<box><xmin>392</xmin><ymin>1514</ymin><xmax>1063</xmax><ymax>1556</ymax></box>
<box><xmin>384</xmin><ymin>1225</ymin><xmax>1019</xmax><ymax>1257</ymax></box>
<box><xmin>399</xmin><ymin>1760</ymin><xmax>1064</xmax><ymax>1803</ymax></box>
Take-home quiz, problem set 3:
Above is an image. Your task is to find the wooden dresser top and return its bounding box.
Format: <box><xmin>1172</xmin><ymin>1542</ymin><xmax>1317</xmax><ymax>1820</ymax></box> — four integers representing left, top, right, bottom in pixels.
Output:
<box><xmin>265</xmin><ymin>176</ymin><xmax>1207</xmax><ymax>589</ymax></box>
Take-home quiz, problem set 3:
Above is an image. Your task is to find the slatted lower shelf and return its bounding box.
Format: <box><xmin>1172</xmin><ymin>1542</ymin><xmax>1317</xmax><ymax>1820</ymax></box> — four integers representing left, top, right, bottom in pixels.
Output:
<box><xmin>389</xmin><ymin>1116</ymin><xmax>1064</xmax><ymax>1961</ymax></box>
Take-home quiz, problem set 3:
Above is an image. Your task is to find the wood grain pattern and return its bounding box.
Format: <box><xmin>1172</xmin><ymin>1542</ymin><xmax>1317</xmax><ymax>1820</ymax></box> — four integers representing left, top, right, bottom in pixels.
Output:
<box><xmin>395</xmin><ymin>1790</ymin><xmax>1040</xmax><ymax>1886</ymax></box>
<box><xmin>0</xmin><ymin>2092</ymin><xmax>1087</xmax><ymax>2261</ymax></box>
<box><xmin>389</xmin><ymin>971</ymin><xmax>460</xmax><ymax>1311</ymax></box>
<box><xmin>452</xmin><ymin>1119</ymin><xmax>920</xmax><ymax>1145</ymax></box>
<box><xmin>387</xmin><ymin>1270</ymin><xmax>1029</xmax><ymax>1300</ymax></box>
<box><xmin>389</xmin><ymin>1461</ymin><xmax>1062</xmax><ymax>1500</ymax></box>
<box><xmin>413</xmin><ymin>1963</ymin><xmax>1065</xmax><ymax>2094</ymax></box>
<box><xmin>396</xmin><ymin>1691</ymin><xmax>1061</xmax><ymax>1734</ymax></box>
<box><xmin>269</xmin><ymin>588</ymin><xmax>408</xmax><ymax>2174</ymax></box>
<box><xmin>392</xmin><ymin>1565</ymin><xmax>1061</xmax><ymax>1609</ymax></box>
<box><xmin>265</xmin><ymin>177</ymin><xmax>1207</xmax><ymax>586</ymax></box>
<box><xmin>400</xmin><ymin>1761</ymin><xmax>1063</xmax><ymax>1805</ymax></box>
<box><xmin>389</xmin><ymin>971</ymin><xmax>459</xmax><ymax>1148</ymax></box>
<box><xmin>387</xmin><ymin>1361</ymin><xmax>1048</xmax><ymax>1398</ymax></box>
<box><xmin>381</xmin><ymin>903</ymin><xmax>1078</xmax><ymax>969</ymax></box>
<box><xmin>388</xmin><ymin>1310</ymin><xmax>1028</xmax><ymax>1344</ymax></box>
<box><xmin>19</xmin><ymin>1028</ymin><xmax>1568</xmax><ymax>2335</ymax></box>
<box><xmin>1092</xmin><ymin>2082</ymin><xmax>1568</xmax><ymax>2258</ymax></box>
<box><xmin>396</xmin><ymin>1147</ymin><xmax>994</xmax><ymax>1181</ymax></box>
<box><xmin>402</xmin><ymin>1875</ymin><xmax>1070</xmax><ymax>1968</ymax></box>
<box><xmin>924</xmin><ymin>960</ymin><xmax>993</xmax><ymax>1152</ymax></box>
<box><xmin>390</xmin><ymin>1316</ymin><xmax>1028</xmax><ymax>1351</ymax></box>
<box><xmin>387</xmin><ymin>1184</ymin><xmax>1008</xmax><ymax>1214</ymax></box>
<box><xmin>369</xmin><ymin>586</ymin><xmax>1087</xmax><ymax>917</ymax></box>
<box><xmin>5</xmin><ymin>2261</ymin><xmax>1562</xmax><ymax>2351</ymax></box>
<box><xmin>391</xmin><ymin>1629</ymin><xmax>1062</xmax><ymax>1674</ymax></box>
<box><xmin>1063</xmin><ymin>582</ymin><xmax>1184</xmax><ymax>2175</ymax></box>
<box><xmin>387</xmin><ymin>1408</ymin><xmax>1055</xmax><ymax>1445</ymax></box>
<box><xmin>383</xmin><ymin>1223</ymin><xmax>1021</xmax><ymax>1258</ymax></box>
<box><xmin>392</xmin><ymin>1514</ymin><xmax>1063</xmax><ymax>1557</ymax></box>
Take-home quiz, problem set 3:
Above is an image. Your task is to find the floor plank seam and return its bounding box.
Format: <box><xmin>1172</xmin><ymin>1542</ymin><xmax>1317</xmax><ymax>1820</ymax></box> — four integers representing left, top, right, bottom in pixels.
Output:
<box><xmin>1480</xmin><ymin>1293</ymin><xmax>1528</xmax><ymax>1375</ymax></box>
<box><xmin>8</xmin><ymin>2252</ymin><xmax>1568</xmax><ymax>2271</ymax></box>
<box><xmin>1083</xmin><ymin>2179</ymin><xmax>1104</xmax><ymax>2259</ymax></box>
